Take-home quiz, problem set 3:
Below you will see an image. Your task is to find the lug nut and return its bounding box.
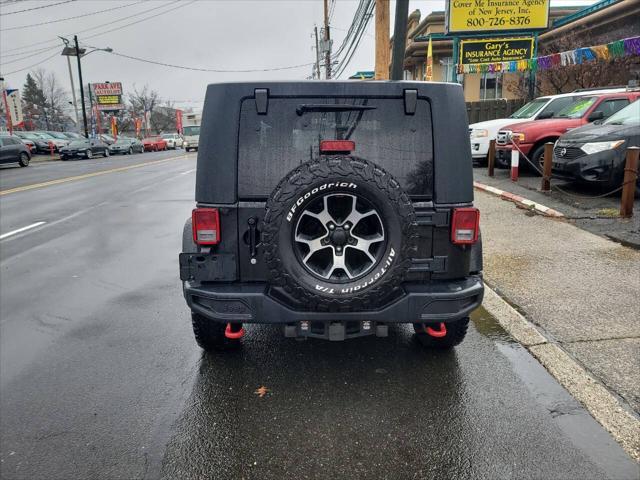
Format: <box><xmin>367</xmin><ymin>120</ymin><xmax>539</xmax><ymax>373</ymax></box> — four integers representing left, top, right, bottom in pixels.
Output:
<box><xmin>344</xmin><ymin>223</ymin><xmax>350</xmax><ymax>229</ymax></box>
<box><xmin>336</xmin><ymin>246</ymin><xmax>342</xmax><ymax>252</ymax></box>
<box><xmin>328</xmin><ymin>224</ymin><xmax>335</xmax><ymax>230</ymax></box>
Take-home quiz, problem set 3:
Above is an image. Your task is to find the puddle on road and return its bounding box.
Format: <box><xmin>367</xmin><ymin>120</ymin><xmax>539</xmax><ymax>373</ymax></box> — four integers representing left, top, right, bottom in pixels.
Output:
<box><xmin>470</xmin><ymin>305</ymin><xmax>515</xmax><ymax>344</ymax></box>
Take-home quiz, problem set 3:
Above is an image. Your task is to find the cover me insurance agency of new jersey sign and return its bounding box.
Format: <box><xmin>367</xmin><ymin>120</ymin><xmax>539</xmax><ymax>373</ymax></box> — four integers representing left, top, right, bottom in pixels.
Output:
<box><xmin>446</xmin><ymin>0</ymin><xmax>550</xmax><ymax>34</ymax></box>
<box><xmin>93</xmin><ymin>82</ymin><xmax>124</xmax><ymax>112</ymax></box>
<box><xmin>460</xmin><ymin>37</ymin><xmax>534</xmax><ymax>64</ymax></box>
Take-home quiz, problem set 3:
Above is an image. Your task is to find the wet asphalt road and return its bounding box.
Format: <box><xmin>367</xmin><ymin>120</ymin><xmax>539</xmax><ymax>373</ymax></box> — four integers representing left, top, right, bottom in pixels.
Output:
<box><xmin>0</xmin><ymin>152</ymin><xmax>637</xmax><ymax>480</ymax></box>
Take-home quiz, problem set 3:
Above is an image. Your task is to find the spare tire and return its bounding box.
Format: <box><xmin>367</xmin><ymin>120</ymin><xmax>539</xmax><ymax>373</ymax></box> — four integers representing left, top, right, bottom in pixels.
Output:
<box><xmin>262</xmin><ymin>156</ymin><xmax>416</xmax><ymax>310</ymax></box>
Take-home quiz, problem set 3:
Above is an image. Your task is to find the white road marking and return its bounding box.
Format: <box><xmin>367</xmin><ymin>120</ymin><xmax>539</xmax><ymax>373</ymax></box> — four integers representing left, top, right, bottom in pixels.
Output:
<box><xmin>0</xmin><ymin>222</ymin><xmax>46</xmax><ymax>240</ymax></box>
<box><xmin>180</xmin><ymin>169</ymin><xmax>196</xmax><ymax>175</ymax></box>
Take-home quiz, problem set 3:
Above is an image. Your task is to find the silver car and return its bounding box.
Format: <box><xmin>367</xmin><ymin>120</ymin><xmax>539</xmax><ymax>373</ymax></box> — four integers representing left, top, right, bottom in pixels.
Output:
<box><xmin>161</xmin><ymin>133</ymin><xmax>183</xmax><ymax>149</ymax></box>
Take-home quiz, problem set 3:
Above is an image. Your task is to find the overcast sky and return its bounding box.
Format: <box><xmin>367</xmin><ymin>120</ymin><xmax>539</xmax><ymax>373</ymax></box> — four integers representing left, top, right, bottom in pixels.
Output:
<box><xmin>1</xmin><ymin>0</ymin><xmax>596</xmax><ymax>111</ymax></box>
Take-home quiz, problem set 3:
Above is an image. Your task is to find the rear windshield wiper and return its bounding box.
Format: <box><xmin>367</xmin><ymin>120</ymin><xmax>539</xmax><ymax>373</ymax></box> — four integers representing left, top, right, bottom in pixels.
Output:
<box><xmin>296</xmin><ymin>104</ymin><xmax>377</xmax><ymax>116</ymax></box>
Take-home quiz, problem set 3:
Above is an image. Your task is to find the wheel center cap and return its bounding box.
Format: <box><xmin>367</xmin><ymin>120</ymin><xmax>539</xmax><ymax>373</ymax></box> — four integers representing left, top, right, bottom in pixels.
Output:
<box><xmin>330</xmin><ymin>228</ymin><xmax>348</xmax><ymax>246</ymax></box>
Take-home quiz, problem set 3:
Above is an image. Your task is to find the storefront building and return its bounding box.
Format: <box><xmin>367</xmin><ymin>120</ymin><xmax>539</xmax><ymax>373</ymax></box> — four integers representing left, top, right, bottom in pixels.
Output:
<box><xmin>402</xmin><ymin>0</ymin><xmax>640</xmax><ymax>101</ymax></box>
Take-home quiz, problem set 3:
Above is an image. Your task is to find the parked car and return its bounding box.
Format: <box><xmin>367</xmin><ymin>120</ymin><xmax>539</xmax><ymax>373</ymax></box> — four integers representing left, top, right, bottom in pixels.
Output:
<box><xmin>468</xmin><ymin>88</ymin><xmax>627</xmax><ymax>162</ymax></box>
<box><xmin>14</xmin><ymin>137</ymin><xmax>36</xmax><ymax>153</ymax></box>
<box><xmin>179</xmin><ymin>81</ymin><xmax>483</xmax><ymax>351</ymax></box>
<box><xmin>98</xmin><ymin>134</ymin><xmax>116</xmax><ymax>145</ymax></box>
<box><xmin>14</xmin><ymin>131</ymin><xmax>55</xmax><ymax>153</ymax></box>
<box><xmin>0</xmin><ymin>135</ymin><xmax>31</xmax><ymax>167</ymax></box>
<box><xmin>495</xmin><ymin>90</ymin><xmax>640</xmax><ymax>170</ymax></box>
<box><xmin>142</xmin><ymin>136</ymin><xmax>168</xmax><ymax>151</ymax></box>
<box><xmin>34</xmin><ymin>131</ymin><xmax>69</xmax><ymax>152</ymax></box>
<box><xmin>59</xmin><ymin>138</ymin><xmax>109</xmax><ymax>160</ymax></box>
<box><xmin>108</xmin><ymin>137</ymin><xmax>145</xmax><ymax>155</ymax></box>
<box><xmin>161</xmin><ymin>133</ymin><xmax>183</xmax><ymax>149</ymax></box>
<box><xmin>552</xmin><ymin>100</ymin><xmax>640</xmax><ymax>192</ymax></box>
<box><xmin>62</xmin><ymin>132</ymin><xmax>84</xmax><ymax>140</ymax></box>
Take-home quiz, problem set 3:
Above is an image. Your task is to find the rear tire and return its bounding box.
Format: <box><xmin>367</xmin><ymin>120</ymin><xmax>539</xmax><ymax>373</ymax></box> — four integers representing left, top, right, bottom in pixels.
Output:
<box><xmin>191</xmin><ymin>313</ymin><xmax>242</xmax><ymax>352</ymax></box>
<box><xmin>18</xmin><ymin>152</ymin><xmax>30</xmax><ymax>167</ymax></box>
<box><xmin>413</xmin><ymin>317</ymin><xmax>469</xmax><ymax>349</ymax></box>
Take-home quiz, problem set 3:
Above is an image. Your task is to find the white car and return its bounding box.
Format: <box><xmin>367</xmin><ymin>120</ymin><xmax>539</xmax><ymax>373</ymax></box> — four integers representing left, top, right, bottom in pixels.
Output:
<box><xmin>469</xmin><ymin>88</ymin><xmax>626</xmax><ymax>161</ymax></box>
<box><xmin>161</xmin><ymin>133</ymin><xmax>183</xmax><ymax>149</ymax></box>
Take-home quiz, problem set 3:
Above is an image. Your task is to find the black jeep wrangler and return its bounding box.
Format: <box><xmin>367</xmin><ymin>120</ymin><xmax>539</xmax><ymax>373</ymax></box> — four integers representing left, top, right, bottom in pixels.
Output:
<box><xmin>180</xmin><ymin>81</ymin><xmax>483</xmax><ymax>350</ymax></box>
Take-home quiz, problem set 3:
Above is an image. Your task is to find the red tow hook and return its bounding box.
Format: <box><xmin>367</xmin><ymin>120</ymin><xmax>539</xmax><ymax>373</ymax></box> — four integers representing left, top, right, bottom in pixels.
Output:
<box><xmin>225</xmin><ymin>323</ymin><xmax>245</xmax><ymax>340</ymax></box>
<box><xmin>425</xmin><ymin>322</ymin><xmax>447</xmax><ymax>338</ymax></box>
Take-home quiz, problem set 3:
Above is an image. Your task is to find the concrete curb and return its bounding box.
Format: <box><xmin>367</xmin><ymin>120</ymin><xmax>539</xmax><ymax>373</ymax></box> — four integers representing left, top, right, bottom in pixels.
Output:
<box><xmin>474</xmin><ymin>181</ymin><xmax>565</xmax><ymax>218</ymax></box>
<box><xmin>482</xmin><ymin>285</ymin><xmax>640</xmax><ymax>462</ymax></box>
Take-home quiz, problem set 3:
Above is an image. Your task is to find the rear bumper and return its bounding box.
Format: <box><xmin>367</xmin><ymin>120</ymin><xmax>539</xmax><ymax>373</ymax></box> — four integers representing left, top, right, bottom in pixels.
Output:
<box><xmin>184</xmin><ymin>276</ymin><xmax>484</xmax><ymax>325</ymax></box>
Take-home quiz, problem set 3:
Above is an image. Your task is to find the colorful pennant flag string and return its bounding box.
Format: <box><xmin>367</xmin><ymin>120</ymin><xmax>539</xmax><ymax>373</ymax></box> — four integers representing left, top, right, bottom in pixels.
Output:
<box><xmin>457</xmin><ymin>35</ymin><xmax>639</xmax><ymax>73</ymax></box>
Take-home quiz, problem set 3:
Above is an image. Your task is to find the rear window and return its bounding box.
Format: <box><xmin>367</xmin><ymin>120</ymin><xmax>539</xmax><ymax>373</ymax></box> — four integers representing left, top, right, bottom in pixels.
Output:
<box><xmin>237</xmin><ymin>97</ymin><xmax>434</xmax><ymax>198</ymax></box>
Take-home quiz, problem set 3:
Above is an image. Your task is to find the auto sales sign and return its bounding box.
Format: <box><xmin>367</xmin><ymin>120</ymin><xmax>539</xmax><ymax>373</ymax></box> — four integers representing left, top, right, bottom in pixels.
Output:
<box><xmin>93</xmin><ymin>82</ymin><xmax>124</xmax><ymax>111</ymax></box>
<box><xmin>446</xmin><ymin>0</ymin><xmax>550</xmax><ymax>34</ymax></box>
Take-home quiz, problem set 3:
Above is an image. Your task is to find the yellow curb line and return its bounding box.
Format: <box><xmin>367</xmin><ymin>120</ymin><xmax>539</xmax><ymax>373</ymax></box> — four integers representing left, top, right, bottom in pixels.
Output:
<box><xmin>0</xmin><ymin>155</ymin><xmax>190</xmax><ymax>196</ymax></box>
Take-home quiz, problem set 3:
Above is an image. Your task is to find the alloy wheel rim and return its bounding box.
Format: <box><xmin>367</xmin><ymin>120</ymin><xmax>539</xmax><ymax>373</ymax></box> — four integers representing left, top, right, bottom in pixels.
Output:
<box><xmin>293</xmin><ymin>193</ymin><xmax>385</xmax><ymax>282</ymax></box>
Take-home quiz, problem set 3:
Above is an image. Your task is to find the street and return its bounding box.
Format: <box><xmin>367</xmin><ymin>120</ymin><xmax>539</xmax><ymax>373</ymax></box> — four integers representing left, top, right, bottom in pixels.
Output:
<box><xmin>0</xmin><ymin>151</ymin><xmax>636</xmax><ymax>480</ymax></box>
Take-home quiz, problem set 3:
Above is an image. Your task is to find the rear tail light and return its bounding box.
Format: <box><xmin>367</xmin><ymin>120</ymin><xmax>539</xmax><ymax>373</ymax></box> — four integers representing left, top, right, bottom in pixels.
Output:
<box><xmin>192</xmin><ymin>208</ymin><xmax>220</xmax><ymax>245</ymax></box>
<box><xmin>451</xmin><ymin>208</ymin><xmax>479</xmax><ymax>244</ymax></box>
<box><xmin>320</xmin><ymin>140</ymin><xmax>355</xmax><ymax>154</ymax></box>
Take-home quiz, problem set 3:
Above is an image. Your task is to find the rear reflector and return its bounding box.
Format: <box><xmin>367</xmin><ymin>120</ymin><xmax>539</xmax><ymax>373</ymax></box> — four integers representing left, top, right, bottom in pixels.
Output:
<box><xmin>320</xmin><ymin>140</ymin><xmax>355</xmax><ymax>154</ymax></box>
<box><xmin>451</xmin><ymin>208</ymin><xmax>479</xmax><ymax>244</ymax></box>
<box><xmin>192</xmin><ymin>208</ymin><xmax>220</xmax><ymax>245</ymax></box>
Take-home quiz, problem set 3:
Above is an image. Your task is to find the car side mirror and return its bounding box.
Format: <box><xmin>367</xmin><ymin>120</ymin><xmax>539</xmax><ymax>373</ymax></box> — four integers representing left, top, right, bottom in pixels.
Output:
<box><xmin>537</xmin><ymin>112</ymin><xmax>553</xmax><ymax>120</ymax></box>
<box><xmin>588</xmin><ymin>111</ymin><xmax>604</xmax><ymax>122</ymax></box>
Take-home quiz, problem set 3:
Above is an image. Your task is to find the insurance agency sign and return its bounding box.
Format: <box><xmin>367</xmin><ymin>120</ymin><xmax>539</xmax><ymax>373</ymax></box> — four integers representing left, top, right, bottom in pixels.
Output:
<box><xmin>92</xmin><ymin>82</ymin><xmax>124</xmax><ymax>111</ymax></box>
<box><xmin>446</xmin><ymin>0</ymin><xmax>550</xmax><ymax>34</ymax></box>
<box><xmin>460</xmin><ymin>37</ymin><xmax>534</xmax><ymax>64</ymax></box>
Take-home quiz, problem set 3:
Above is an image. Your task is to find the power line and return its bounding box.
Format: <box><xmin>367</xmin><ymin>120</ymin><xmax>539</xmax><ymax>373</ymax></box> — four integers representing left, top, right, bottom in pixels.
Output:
<box><xmin>1</xmin><ymin>51</ymin><xmax>60</xmax><ymax>75</ymax></box>
<box><xmin>0</xmin><ymin>44</ymin><xmax>60</xmax><ymax>66</ymax></box>
<box><xmin>0</xmin><ymin>0</ymin><xmax>146</xmax><ymax>32</ymax></box>
<box><xmin>81</xmin><ymin>0</ymin><xmax>193</xmax><ymax>42</ymax></box>
<box><xmin>1</xmin><ymin>0</ymin><xmax>179</xmax><ymax>54</ymax></box>
<box><xmin>97</xmin><ymin>49</ymin><xmax>315</xmax><ymax>73</ymax></box>
<box><xmin>332</xmin><ymin>0</ymin><xmax>374</xmax><ymax>78</ymax></box>
<box><xmin>0</xmin><ymin>0</ymin><xmax>76</xmax><ymax>16</ymax></box>
<box><xmin>1</xmin><ymin>1</ymin><xmax>192</xmax><ymax>75</ymax></box>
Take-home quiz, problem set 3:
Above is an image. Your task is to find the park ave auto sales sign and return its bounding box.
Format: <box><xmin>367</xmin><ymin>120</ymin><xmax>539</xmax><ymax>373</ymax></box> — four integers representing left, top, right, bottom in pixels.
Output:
<box><xmin>446</xmin><ymin>0</ymin><xmax>550</xmax><ymax>34</ymax></box>
<box><xmin>92</xmin><ymin>82</ymin><xmax>124</xmax><ymax>111</ymax></box>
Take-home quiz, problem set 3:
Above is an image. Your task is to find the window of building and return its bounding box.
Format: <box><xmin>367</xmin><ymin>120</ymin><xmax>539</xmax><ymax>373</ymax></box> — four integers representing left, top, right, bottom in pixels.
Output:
<box><xmin>481</xmin><ymin>72</ymin><xmax>503</xmax><ymax>100</ymax></box>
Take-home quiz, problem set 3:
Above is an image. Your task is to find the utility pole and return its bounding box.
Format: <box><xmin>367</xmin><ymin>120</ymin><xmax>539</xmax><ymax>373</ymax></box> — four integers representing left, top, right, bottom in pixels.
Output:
<box><xmin>60</xmin><ymin>37</ymin><xmax>81</xmax><ymax>133</ymax></box>
<box><xmin>314</xmin><ymin>26</ymin><xmax>321</xmax><ymax>79</ymax></box>
<box><xmin>374</xmin><ymin>0</ymin><xmax>390</xmax><ymax>80</ymax></box>
<box><xmin>390</xmin><ymin>0</ymin><xmax>409</xmax><ymax>80</ymax></box>
<box><xmin>323</xmin><ymin>0</ymin><xmax>331</xmax><ymax>79</ymax></box>
<box><xmin>74</xmin><ymin>35</ymin><xmax>89</xmax><ymax>138</ymax></box>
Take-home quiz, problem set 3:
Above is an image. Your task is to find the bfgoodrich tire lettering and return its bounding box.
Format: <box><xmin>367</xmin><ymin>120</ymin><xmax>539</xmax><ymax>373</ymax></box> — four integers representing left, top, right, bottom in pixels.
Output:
<box><xmin>262</xmin><ymin>156</ymin><xmax>416</xmax><ymax>310</ymax></box>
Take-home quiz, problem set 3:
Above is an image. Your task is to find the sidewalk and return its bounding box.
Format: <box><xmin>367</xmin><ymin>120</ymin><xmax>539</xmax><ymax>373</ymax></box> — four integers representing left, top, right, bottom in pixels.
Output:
<box><xmin>476</xmin><ymin>189</ymin><xmax>640</xmax><ymax>455</ymax></box>
<box><xmin>474</xmin><ymin>166</ymin><xmax>640</xmax><ymax>249</ymax></box>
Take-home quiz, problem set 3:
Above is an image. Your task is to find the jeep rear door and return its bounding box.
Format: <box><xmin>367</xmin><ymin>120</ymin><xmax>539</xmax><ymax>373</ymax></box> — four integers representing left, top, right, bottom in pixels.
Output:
<box><xmin>235</xmin><ymin>96</ymin><xmax>435</xmax><ymax>282</ymax></box>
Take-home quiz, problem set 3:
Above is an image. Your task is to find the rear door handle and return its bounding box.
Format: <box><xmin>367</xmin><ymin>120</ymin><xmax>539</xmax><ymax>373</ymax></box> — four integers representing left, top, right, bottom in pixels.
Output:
<box><xmin>247</xmin><ymin>217</ymin><xmax>258</xmax><ymax>264</ymax></box>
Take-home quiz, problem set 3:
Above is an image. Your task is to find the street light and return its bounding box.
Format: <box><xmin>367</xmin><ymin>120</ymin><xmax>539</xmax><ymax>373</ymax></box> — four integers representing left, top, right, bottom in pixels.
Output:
<box><xmin>60</xmin><ymin>35</ymin><xmax>112</xmax><ymax>138</ymax></box>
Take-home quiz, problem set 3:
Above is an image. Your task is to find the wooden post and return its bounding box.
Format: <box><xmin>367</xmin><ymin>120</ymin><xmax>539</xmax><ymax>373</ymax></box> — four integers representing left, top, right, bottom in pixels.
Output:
<box><xmin>487</xmin><ymin>139</ymin><xmax>496</xmax><ymax>177</ymax></box>
<box><xmin>541</xmin><ymin>142</ymin><xmax>554</xmax><ymax>192</ymax></box>
<box><xmin>323</xmin><ymin>0</ymin><xmax>331</xmax><ymax>79</ymax></box>
<box><xmin>374</xmin><ymin>0</ymin><xmax>390</xmax><ymax>80</ymax></box>
<box><xmin>620</xmin><ymin>147</ymin><xmax>639</xmax><ymax>218</ymax></box>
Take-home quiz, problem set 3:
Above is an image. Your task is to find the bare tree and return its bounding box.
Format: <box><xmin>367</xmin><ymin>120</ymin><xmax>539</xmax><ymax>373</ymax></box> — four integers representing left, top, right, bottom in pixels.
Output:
<box><xmin>31</xmin><ymin>68</ymin><xmax>69</xmax><ymax>130</ymax></box>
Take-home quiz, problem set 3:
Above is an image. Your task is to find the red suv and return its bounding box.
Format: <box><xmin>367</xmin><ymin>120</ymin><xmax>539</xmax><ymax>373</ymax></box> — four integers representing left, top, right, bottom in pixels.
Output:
<box><xmin>495</xmin><ymin>91</ymin><xmax>640</xmax><ymax>169</ymax></box>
